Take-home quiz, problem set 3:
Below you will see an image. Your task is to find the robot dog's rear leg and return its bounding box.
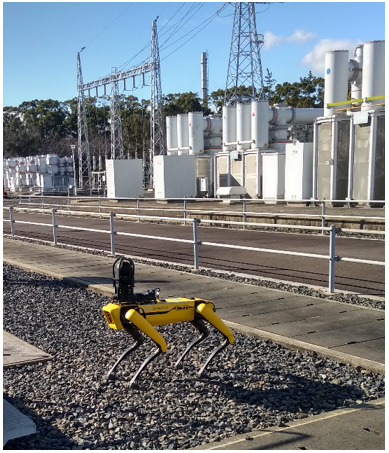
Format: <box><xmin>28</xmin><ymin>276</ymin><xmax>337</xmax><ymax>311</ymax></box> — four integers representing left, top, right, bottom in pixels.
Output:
<box><xmin>175</xmin><ymin>319</ymin><xmax>209</xmax><ymax>369</ymax></box>
<box><xmin>107</xmin><ymin>324</ymin><xmax>143</xmax><ymax>380</ymax></box>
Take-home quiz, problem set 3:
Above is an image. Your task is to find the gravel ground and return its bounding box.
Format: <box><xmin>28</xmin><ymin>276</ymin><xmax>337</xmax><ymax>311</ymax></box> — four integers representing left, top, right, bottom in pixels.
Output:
<box><xmin>3</xmin><ymin>264</ymin><xmax>385</xmax><ymax>450</ymax></box>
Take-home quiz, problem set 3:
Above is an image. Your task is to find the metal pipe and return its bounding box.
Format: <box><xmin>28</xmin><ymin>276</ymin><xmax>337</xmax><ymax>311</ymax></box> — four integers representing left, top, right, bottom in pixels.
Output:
<box><xmin>312</xmin><ymin>121</ymin><xmax>319</xmax><ymax>200</ymax></box>
<box><xmin>193</xmin><ymin>218</ymin><xmax>200</xmax><ymax>269</ymax></box>
<box><xmin>52</xmin><ymin>208</ymin><xmax>57</xmax><ymax>245</ymax></box>
<box><xmin>347</xmin><ymin>117</ymin><xmax>355</xmax><ymax>200</ymax></box>
<box><xmin>328</xmin><ymin>225</ymin><xmax>338</xmax><ymax>293</ymax></box>
<box><xmin>110</xmin><ymin>212</ymin><xmax>116</xmax><ymax>255</ymax></box>
<box><xmin>367</xmin><ymin>113</ymin><xmax>377</xmax><ymax>201</ymax></box>
<box><xmin>9</xmin><ymin>207</ymin><xmax>14</xmax><ymax>237</ymax></box>
<box><xmin>321</xmin><ymin>201</ymin><xmax>326</xmax><ymax>233</ymax></box>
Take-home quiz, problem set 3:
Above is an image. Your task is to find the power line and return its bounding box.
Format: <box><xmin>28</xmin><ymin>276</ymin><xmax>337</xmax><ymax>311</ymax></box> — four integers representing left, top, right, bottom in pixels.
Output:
<box><xmin>160</xmin><ymin>4</ymin><xmax>228</xmax><ymax>62</ymax></box>
<box><xmin>84</xmin><ymin>3</ymin><xmax>134</xmax><ymax>49</ymax></box>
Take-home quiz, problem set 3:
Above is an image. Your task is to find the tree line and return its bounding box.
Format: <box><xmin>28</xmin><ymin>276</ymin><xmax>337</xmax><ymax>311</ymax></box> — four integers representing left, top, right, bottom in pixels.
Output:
<box><xmin>3</xmin><ymin>71</ymin><xmax>324</xmax><ymax>159</ymax></box>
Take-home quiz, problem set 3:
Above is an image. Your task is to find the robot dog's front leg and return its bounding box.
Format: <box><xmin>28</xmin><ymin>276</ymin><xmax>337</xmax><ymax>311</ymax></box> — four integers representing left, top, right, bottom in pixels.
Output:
<box><xmin>107</xmin><ymin>323</ymin><xmax>143</xmax><ymax>380</ymax></box>
<box><xmin>124</xmin><ymin>309</ymin><xmax>168</xmax><ymax>388</ymax></box>
<box><xmin>196</xmin><ymin>302</ymin><xmax>235</xmax><ymax>376</ymax></box>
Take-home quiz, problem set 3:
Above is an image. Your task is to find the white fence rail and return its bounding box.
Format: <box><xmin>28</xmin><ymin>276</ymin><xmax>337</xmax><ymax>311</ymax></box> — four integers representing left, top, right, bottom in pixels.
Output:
<box><xmin>3</xmin><ymin>207</ymin><xmax>385</xmax><ymax>294</ymax></box>
<box><xmin>14</xmin><ymin>194</ymin><xmax>385</xmax><ymax>234</ymax></box>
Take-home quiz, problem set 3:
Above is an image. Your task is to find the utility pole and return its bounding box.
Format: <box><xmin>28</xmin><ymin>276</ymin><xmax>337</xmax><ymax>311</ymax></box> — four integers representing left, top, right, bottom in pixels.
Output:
<box><xmin>224</xmin><ymin>2</ymin><xmax>265</xmax><ymax>105</ymax></box>
<box><xmin>77</xmin><ymin>50</ymin><xmax>92</xmax><ymax>192</ymax></box>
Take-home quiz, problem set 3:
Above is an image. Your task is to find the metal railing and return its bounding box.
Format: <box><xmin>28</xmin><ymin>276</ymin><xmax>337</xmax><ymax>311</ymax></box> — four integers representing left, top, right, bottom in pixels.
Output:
<box><xmin>14</xmin><ymin>194</ymin><xmax>385</xmax><ymax>232</ymax></box>
<box><xmin>4</xmin><ymin>206</ymin><xmax>385</xmax><ymax>294</ymax></box>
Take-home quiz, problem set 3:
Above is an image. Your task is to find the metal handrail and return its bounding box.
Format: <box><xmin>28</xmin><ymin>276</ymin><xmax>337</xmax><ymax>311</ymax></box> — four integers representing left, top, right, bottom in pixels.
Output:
<box><xmin>15</xmin><ymin>195</ymin><xmax>385</xmax><ymax>223</ymax></box>
<box><xmin>201</xmin><ymin>241</ymin><xmax>329</xmax><ymax>260</ymax></box>
<box><xmin>5</xmin><ymin>205</ymin><xmax>385</xmax><ymax>236</ymax></box>
<box><xmin>3</xmin><ymin>207</ymin><xmax>385</xmax><ymax>294</ymax></box>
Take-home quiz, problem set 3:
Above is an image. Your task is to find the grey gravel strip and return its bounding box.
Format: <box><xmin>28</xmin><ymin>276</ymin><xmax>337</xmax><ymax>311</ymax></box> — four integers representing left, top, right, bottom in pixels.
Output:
<box><xmin>3</xmin><ymin>264</ymin><xmax>385</xmax><ymax>450</ymax></box>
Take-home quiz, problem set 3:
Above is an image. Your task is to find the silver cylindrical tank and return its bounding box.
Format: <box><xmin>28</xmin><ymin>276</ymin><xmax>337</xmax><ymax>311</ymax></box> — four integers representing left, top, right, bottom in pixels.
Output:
<box><xmin>46</xmin><ymin>154</ymin><xmax>58</xmax><ymax>165</ymax></box>
<box><xmin>18</xmin><ymin>164</ymin><xmax>27</xmax><ymax>174</ymax></box>
<box><xmin>222</xmin><ymin>105</ymin><xmax>237</xmax><ymax>151</ymax></box>
<box><xmin>166</xmin><ymin>115</ymin><xmax>178</xmax><ymax>154</ymax></box>
<box><xmin>251</xmin><ymin>99</ymin><xmax>269</xmax><ymax>149</ymax></box>
<box><xmin>324</xmin><ymin>50</ymin><xmax>349</xmax><ymax>116</ymax></box>
<box><xmin>236</xmin><ymin>102</ymin><xmax>251</xmax><ymax>150</ymax></box>
<box><xmin>177</xmin><ymin>113</ymin><xmax>189</xmax><ymax>155</ymax></box>
<box><xmin>201</xmin><ymin>52</ymin><xmax>208</xmax><ymax>103</ymax></box>
<box><xmin>350</xmin><ymin>45</ymin><xmax>363</xmax><ymax>102</ymax></box>
<box><xmin>27</xmin><ymin>163</ymin><xmax>38</xmax><ymax>173</ymax></box>
<box><xmin>362</xmin><ymin>40</ymin><xmax>385</xmax><ymax>110</ymax></box>
<box><xmin>291</xmin><ymin>107</ymin><xmax>324</xmax><ymax>124</ymax></box>
<box><xmin>188</xmin><ymin>112</ymin><xmax>204</xmax><ymax>155</ymax></box>
<box><xmin>8</xmin><ymin>158</ymin><xmax>17</xmax><ymax>169</ymax></box>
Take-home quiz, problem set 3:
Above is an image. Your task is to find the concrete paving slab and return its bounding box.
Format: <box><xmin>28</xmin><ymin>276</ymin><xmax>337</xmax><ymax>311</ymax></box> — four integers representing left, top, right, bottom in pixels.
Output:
<box><xmin>217</xmin><ymin>296</ymin><xmax>325</xmax><ymax>315</ymax></box>
<box><xmin>257</xmin><ymin>309</ymin><xmax>381</xmax><ymax>337</ymax></box>
<box><xmin>334</xmin><ymin>338</ymin><xmax>386</xmax><ymax>363</ymax></box>
<box><xmin>191</xmin><ymin>399</ymin><xmax>385</xmax><ymax>450</ymax></box>
<box><xmin>294</xmin><ymin>320</ymin><xmax>385</xmax><ymax>348</ymax></box>
<box><xmin>3</xmin><ymin>331</ymin><xmax>52</xmax><ymax>368</ymax></box>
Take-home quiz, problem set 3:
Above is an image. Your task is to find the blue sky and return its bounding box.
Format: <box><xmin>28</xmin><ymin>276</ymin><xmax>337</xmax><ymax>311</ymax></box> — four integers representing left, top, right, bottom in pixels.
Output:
<box><xmin>2</xmin><ymin>1</ymin><xmax>386</xmax><ymax>107</ymax></box>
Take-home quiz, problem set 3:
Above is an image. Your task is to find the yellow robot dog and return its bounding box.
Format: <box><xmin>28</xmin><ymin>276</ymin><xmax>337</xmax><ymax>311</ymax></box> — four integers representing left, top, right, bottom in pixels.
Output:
<box><xmin>102</xmin><ymin>257</ymin><xmax>234</xmax><ymax>387</ymax></box>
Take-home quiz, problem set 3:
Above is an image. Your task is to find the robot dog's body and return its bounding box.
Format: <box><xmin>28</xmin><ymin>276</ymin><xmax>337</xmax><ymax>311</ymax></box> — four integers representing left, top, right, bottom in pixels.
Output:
<box><xmin>102</xmin><ymin>257</ymin><xmax>234</xmax><ymax>387</ymax></box>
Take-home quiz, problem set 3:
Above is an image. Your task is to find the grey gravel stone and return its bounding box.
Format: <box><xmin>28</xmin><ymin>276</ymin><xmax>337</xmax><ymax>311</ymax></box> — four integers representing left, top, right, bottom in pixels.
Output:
<box><xmin>3</xmin><ymin>264</ymin><xmax>385</xmax><ymax>450</ymax></box>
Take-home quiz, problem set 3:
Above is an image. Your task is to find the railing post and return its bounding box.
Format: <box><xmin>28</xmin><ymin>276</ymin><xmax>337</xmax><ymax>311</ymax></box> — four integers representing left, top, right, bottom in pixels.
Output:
<box><xmin>184</xmin><ymin>198</ymin><xmax>187</xmax><ymax>225</ymax></box>
<box><xmin>328</xmin><ymin>225</ymin><xmax>339</xmax><ymax>293</ymax></box>
<box><xmin>242</xmin><ymin>199</ymin><xmax>247</xmax><ymax>230</ymax></box>
<box><xmin>321</xmin><ymin>201</ymin><xmax>326</xmax><ymax>234</ymax></box>
<box><xmin>137</xmin><ymin>198</ymin><xmax>140</xmax><ymax>222</ymax></box>
<box><xmin>193</xmin><ymin>218</ymin><xmax>200</xmax><ymax>269</ymax></box>
<box><xmin>99</xmin><ymin>197</ymin><xmax>102</xmax><ymax>214</ymax></box>
<box><xmin>52</xmin><ymin>208</ymin><xmax>57</xmax><ymax>245</ymax></box>
<box><xmin>110</xmin><ymin>212</ymin><xmax>116</xmax><ymax>256</ymax></box>
<box><xmin>9</xmin><ymin>207</ymin><xmax>15</xmax><ymax>237</ymax></box>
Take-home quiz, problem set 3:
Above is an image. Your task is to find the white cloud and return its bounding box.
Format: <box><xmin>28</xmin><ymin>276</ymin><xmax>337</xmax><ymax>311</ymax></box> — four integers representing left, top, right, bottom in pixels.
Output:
<box><xmin>263</xmin><ymin>29</ymin><xmax>316</xmax><ymax>50</ymax></box>
<box><xmin>300</xmin><ymin>38</ymin><xmax>362</xmax><ymax>75</ymax></box>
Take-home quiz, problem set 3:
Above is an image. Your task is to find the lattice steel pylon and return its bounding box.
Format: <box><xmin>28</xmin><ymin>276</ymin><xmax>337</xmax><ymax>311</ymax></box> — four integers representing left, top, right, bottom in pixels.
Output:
<box><xmin>110</xmin><ymin>68</ymin><xmax>124</xmax><ymax>159</ymax></box>
<box><xmin>77</xmin><ymin>19</ymin><xmax>165</xmax><ymax>189</ymax></box>
<box><xmin>150</xmin><ymin>17</ymin><xmax>165</xmax><ymax>157</ymax></box>
<box><xmin>77</xmin><ymin>51</ymin><xmax>92</xmax><ymax>191</ymax></box>
<box><xmin>224</xmin><ymin>2</ymin><xmax>265</xmax><ymax>105</ymax></box>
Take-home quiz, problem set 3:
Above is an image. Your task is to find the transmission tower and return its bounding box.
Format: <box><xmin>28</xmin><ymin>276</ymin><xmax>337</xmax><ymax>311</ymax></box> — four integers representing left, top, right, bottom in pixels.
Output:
<box><xmin>77</xmin><ymin>51</ymin><xmax>92</xmax><ymax>192</ymax></box>
<box><xmin>224</xmin><ymin>2</ymin><xmax>265</xmax><ymax>105</ymax></box>
<box><xmin>150</xmin><ymin>17</ymin><xmax>165</xmax><ymax>157</ymax></box>
<box><xmin>77</xmin><ymin>18</ymin><xmax>165</xmax><ymax>189</ymax></box>
<box><xmin>110</xmin><ymin>68</ymin><xmax>124</xmax><ymax>159</ymax></box>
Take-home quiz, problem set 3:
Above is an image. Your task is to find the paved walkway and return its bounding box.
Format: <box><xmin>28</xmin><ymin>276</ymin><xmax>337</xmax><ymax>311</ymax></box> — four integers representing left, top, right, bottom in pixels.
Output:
<box><xmin>3</xmin><ymin>237</ymin><xmax>385</xmax><ymax>449</ymax></box>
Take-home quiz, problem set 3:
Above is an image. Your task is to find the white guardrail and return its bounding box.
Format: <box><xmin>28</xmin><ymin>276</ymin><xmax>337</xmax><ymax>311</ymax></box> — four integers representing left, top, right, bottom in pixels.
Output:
<box><xmin>14</xmin><ymin>194</ymin><xmax>386</xmax><ymax>234</ymax></box>
<box><xmin>4</xmin><ymin>206</ymin><xmax>385</xmax><ymax>294</ymax></box>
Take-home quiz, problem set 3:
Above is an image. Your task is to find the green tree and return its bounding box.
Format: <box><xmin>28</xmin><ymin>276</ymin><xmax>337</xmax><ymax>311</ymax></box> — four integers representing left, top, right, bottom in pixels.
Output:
<box><xmin>163</xmin><ymin>92</ymin><xmax>204</xmax><ymax>116</ymax></box>
<box><xmin>263</xmin><ymin>68</ymin><xmax>277</xmax><ymax>103</ymax></box>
